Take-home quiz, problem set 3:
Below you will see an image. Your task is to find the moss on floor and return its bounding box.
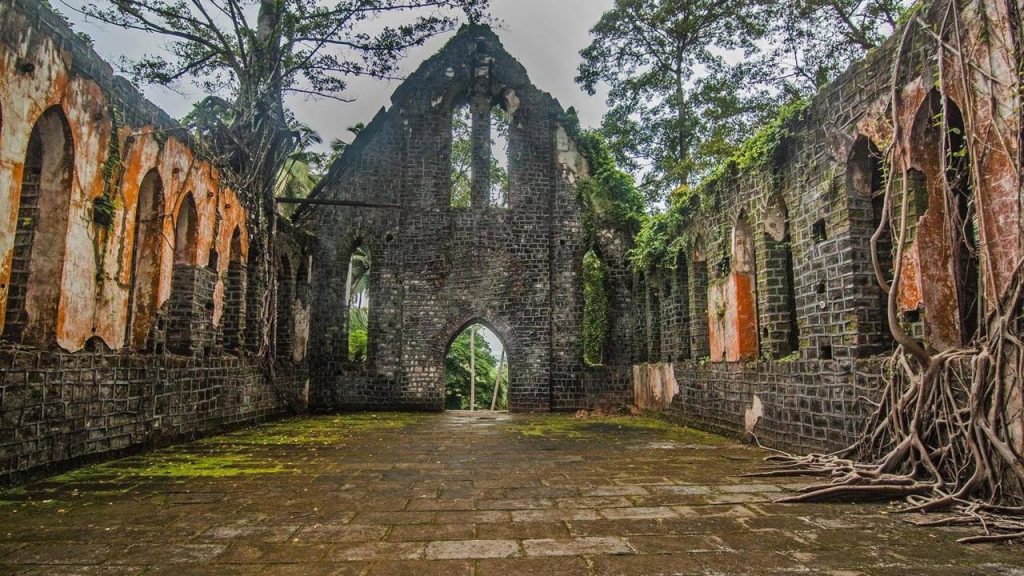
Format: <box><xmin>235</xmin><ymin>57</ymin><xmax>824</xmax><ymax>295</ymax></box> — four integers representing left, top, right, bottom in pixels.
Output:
<box><xmin>202</xmin><ymin>412</ymin><xmax>432</xmax><ymax>447</ymax></box>
<box><xmin>0</xmin><ymin>413</ymin><xmax>430</xmax><ymax>500</ymax></box>
<box><xmin>508</xmin><ymin>414</ymin><xmax>730</xmax><ymax>444</ymax></box>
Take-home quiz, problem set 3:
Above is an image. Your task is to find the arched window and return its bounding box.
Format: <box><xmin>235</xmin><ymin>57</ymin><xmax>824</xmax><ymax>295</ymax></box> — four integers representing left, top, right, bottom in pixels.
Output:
<box><xmin>222</xmin><ymin>227</ymin><xmax>246</xmax><ymax>352</ymax></box>
<box><xmin>449</xmin><ymin>95</ymin><xmax>510</xmax><ymax>209</ymax></box>
<box><xmin>675</xmin><ymin>252</ymin><xmax>692</xmax><ymax>360</ymax></box>
<box><xmin>173</xmin><ymin>193</ymin><xmax>198</xmax><ymax>265</ymax></box>
<box><xmin>633</xmin><ymin>272</ymin><xmax>650</xmax><ymax>363</ymax></box>
<box><xmin>276</xmin><ymin>255</ymin><xmax>294</xmax><ymax>359</ymax></box>
<box><xmin>848</xmin><ymin>134</ymin><xmax>893</xmax><ymax>353</ymax></box>
<box><xmin>731</xmin><ymin>212</ymin><xmax>758</xmax><ymax>361</ymax></box>
<box><xmin>944</xmin><ymin>98</ymin><xmax>979</xmax><ymax>343</ymax></box>
<box><xmin>646</xmin><ymin>271</ymin><xmax>662</xmax><ymax>360</ymax></box>
<box><xmin>582</xmin><ymin>249</ymin><xmax>608</xmax><ymax>366</ymax></box>
<box><xmin>763</xmin><ymin>195</ymin><xmax>799</xmax><ymax>358</ymax></box>
<box><xmin>451</xmin><ymin>104</ymin><xmax>472</xmax><ymax>208</ymax></box>
<box><xmin>488</xmin><ymin>103</ymin><xmax>510</xmax><ymax>208</ymax></box>
<box><xmin>4</xmin><ymin>105</ymin><xmax>74</xmax><ymax>345</ymax></box>
<box><xmin>689</xmin><ymin>238</ymin><xmax>710</xmax><ymax>359</ymax></box>
<box><xmin>127</xmin><ymin>169</ymin><xmax>165</xmax><ymax>349</ymax></box>
<box><xmin>345</xmin><ymin>241</ymin><xmax>370</xmax><ymax>364</ymax></box>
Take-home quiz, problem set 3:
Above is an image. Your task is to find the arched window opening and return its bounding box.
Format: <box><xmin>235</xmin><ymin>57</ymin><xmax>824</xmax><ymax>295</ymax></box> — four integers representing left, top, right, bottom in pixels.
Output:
<box><xmin>127</xmin><ymin>169</ymin><xmax>165</xmax><ymax>349</ymax></box>
<box><xmin>646</xmin><ymin>272</ymin><xmax>662</xmax><ymax>360</ymax></box>
<box><xmin>223</xmin><ymin>227</ymin><xmax>246</xmax><ymax>353</ymax></box>
<box><xmin>764</xmin><ymin>195</ymin><xmax>799</xmax><ymax>358</ymax></box>
<box><xmin>633</xmin><ymin>272</ymin><xmax>650</xmax><ymax>363</ymax></box>
<box><xmin>449</xmin><ymin>97</ymin><xmax>510</xmax><ymax>209</ymax></box>
<box><xmin>582</xmin><ymin>250</ymin><xmax>608</xmax><ymax>366</ymax></box>
<box><xmin>488</xmin><ymin>104</ymin><xmax>510</xmax><ymax>208</ymax></box>
<box><xmin>848</xmin><ymin>135</ymin><xmax>893</xmax><ymax>353</ymax></box>
<box><xmin>944</xmin><ymin>99</ymin><xmax>980</xmax><ymax>343</ymax></box>
<box><xmin>4</xmin><ymin>105</ymin><xmax>74</xmax><ymax>345</ymax></box>
<box><xmin>346</xmin><ymin>241</ymin><xmax>371</xmax><ymax>364</ymax></box>
<box><xmin>689</xmin><ymin>239</ymin><xmax>710</xmax><ymax>359</ymax></box>
<box><xmin>730</xmin><ymin>213</ymin><xmax>759</xmax><ymax>361</ymax></box>
<box><xmin>675</xmin><ymin>252</ymin><xmax>692</xmax><ymax>360</ymax></box>
<box><xmin>276</xmin><ymin>255</ymin><xmax>294</xmax><ymax>360</ymax></box>
<box><xmin>444</xmin><ymin>322</ymin><xmax>508</xmax><ymax>411</ymax></box>
<box><xmin>450</xmin><ymin>104</ymin><xmax>473</xmax><ymax>208</ymax></box>
<box><xmin>173</xmin><ymin>193</ymin><xmax>198</xmax><ymax>265</ymax></box>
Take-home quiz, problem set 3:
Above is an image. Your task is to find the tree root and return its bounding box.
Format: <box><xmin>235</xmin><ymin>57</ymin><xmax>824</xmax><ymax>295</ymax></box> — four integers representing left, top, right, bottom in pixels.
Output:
<box><xmin>757</xmin><ymin>1</ymin><xmax>1024</xmax><ymax>543</ymax></box>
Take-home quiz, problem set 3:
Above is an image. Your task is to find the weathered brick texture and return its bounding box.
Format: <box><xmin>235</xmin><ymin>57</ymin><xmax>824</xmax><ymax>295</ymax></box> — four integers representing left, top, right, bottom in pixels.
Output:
<box><xmin>297</xmin><ymin>26</ymin><xmax>590</xmax><ymax>412</ymax></box>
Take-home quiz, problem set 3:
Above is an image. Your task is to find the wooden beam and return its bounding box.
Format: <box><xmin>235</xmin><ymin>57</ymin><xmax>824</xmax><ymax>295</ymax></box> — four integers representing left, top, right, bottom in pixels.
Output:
<box><xmin>274</xmin><ymin>197</ymin><xmax>401</xmax><ymax>209</ymax></box>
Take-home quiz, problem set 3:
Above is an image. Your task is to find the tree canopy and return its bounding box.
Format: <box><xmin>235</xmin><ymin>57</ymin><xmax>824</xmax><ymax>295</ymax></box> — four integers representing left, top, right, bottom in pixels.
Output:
<box><xmin>578</xmin><ymin>0</ymin><xmax>911</xmax><ymax>205</ymax></box>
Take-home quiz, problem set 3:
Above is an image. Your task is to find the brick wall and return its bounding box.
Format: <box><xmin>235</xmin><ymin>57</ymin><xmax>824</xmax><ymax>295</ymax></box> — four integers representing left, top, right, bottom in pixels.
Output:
<box><xmin>0</xmin><ymin>0</ymin><xmax>314</xmax><ymax>483</ymax></box>
<box><xmin>616</xmin><ymin>0</ymin><xmax>1021</xmax><ymax>454</ymax></box>
<box><xmin>298</xmin><ymin>26</ymin><xmax>589</xmax><ymax>412</ymax></box>
<box><xmin>0</xmin><ymin>346</ymin><xmax>309</xmax><ymax>484</ymax></box>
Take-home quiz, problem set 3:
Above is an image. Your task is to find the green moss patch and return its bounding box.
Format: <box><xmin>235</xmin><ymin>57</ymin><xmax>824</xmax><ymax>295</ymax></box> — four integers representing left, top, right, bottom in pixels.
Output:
<box><xmin>508</xmin><ymin>415</ymin><xmax>730</xmax><ymax>444</ymax></box>
<box><xmin>50</xmin><ymin>451</ymin><xmax>293</xmax><ymax>483</ymax></box>
<box><xmin>202</xmin><ymin>412</ymin><xmax>431</xmax><ymax>447</ymax></box>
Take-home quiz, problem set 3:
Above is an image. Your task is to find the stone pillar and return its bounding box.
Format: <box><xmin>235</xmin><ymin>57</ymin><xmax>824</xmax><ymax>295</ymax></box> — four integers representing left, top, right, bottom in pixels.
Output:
<box><xmin>166</xmin><ymin>264</ymin><xmax>217</xmax><ymax>355</ymax></box>
<box><xmin>222</xmin><ymin>261</ymin><xmax>247</xmax><ymax>353</ymax></box>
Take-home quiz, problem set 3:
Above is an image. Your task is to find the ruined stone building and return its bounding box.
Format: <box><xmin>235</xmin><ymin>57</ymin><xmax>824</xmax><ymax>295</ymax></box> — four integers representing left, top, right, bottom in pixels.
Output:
<box><xmin>294</xmin><ymin>28</ymin><xmax>589</xmax><ymax>412</ymax></box>
<box><xmin>0</xmin><ymin>0</ymin><xmax>1021</xmax><ymax>484</ymax></box>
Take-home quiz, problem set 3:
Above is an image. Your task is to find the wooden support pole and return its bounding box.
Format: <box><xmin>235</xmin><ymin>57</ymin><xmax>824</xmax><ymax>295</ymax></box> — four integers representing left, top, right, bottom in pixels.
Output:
<box><xmin>469</xmin><ymin>327</ymin><xmax>476</xmax><ymax>411</ymax></box>
<box><xmin>490</xmin><ymin>350</ymin><xmax>505</xmax><ymax>411</ymax></box>
<box><xmin>274</xmin><ymin>197</ymin><xmax>400</xmax><ymax>209</ymax></box>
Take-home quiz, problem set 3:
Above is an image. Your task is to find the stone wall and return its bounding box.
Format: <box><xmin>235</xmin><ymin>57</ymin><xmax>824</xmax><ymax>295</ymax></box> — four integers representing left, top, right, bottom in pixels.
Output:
<box><xmin>623</xmin><ymin>0</ymin><xmax>1021</xmax><ymax>454</ymax></box>
<box><xmin>0</xmin><ymin>0</ymin><xmax>313</xmax><ymax>483</ymax></box>
<box><xmin>0</xmin><ymin>347</ymin><xmax>308</xmax><ymax>484</ymax></box>
<box><xmin>298</xmin><ymin>26</ymin><xmax>591</xmax><ymax>412</ymax></box>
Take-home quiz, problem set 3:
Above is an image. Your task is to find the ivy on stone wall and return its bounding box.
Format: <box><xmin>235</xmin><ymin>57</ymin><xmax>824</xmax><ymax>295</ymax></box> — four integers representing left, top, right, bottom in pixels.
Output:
<box><xmin>582</xmin><ymin>250</ymin><xmax>609</xmax><ymax>366</ymax></box>
<box><xmin>564</xmin><ymin>110</ymin><xmax>645</xmax><ymax>246</ymax></box>
<box><xmin>628</xmin><ymin>98</ymin><xmax>810</xmax><ymax>273</ymax></box>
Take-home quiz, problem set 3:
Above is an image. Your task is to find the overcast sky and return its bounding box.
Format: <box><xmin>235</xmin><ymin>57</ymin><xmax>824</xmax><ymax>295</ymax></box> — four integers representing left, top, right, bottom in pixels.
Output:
<box><xmin>59</xmin><ymin>0</ymin><xmax>614</xmax><ymax>153</ymax></box>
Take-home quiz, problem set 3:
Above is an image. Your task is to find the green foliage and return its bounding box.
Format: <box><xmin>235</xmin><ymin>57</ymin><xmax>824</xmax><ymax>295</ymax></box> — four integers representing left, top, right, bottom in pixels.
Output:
<box><xmin>348</xmin><ymin>328</ymin><xmax>368</xmax><ymax>364</ymax></box>
<box><xmin>577</xmin><ymin>0</ymin><xmax>909</xmax><ymax>204</ymax></box>
<box><xmin>445</xmin><ymin>325</ymin><xmax>506</xmax><ymax>410</ymax></box>
<box><xmin>629</xmin><ymin>98</ymin><xmax>808</xmax><ymax>272</ymax></box>
<box><xmin>347</xmin><ymin>243</ymin><xmax>371</xmax><ymax>364</ymax></box>
<box><xmin>450</xmin><ymin>105</ymin><xmax>473</xmax><ymax>208</ymax></box>
<box><xmin>572</xmin><ymin>126</ymin><xmax>646</xmax><ymax>243</ymax></box>
<box><xmin>582</xmin><ymin>251</ymin><xmax>610</xmax><ymax>366</ymax></box>
<box><xmin>92</xmin><ymin>196</ymin><xmax>116</xmax><ymax>230</ymax></box>
<box><xmin>577</xmin><ymin>0</ymin><xmax>777</xmax><ymax>202</ymax></box>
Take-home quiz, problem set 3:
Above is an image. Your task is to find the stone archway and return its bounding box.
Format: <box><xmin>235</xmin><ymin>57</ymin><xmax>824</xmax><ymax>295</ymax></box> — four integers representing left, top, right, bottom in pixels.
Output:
<box><xmin>430</xmin><ymin>310</ymin><xmax>522</xmax><ymax>411</ymax></box>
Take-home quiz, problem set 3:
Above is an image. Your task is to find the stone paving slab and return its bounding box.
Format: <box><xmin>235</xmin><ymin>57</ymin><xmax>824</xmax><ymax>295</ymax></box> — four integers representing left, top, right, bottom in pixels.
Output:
<box><xmin>1</xmin><ymin>411</ymin><xmax>1023</xmax><ymax>575</ymax></box>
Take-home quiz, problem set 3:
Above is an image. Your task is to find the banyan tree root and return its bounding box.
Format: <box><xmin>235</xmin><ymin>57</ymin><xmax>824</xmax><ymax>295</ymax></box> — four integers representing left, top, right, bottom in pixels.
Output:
<box><xmin>748</xmin><ymin>259</ymin><xmax>1024</xmax><ymax>544</ymax></box>
<box><xmin>747</xmin><ymin>0</ymin><xmax>1024</xmax><ymax>544</ymax></box>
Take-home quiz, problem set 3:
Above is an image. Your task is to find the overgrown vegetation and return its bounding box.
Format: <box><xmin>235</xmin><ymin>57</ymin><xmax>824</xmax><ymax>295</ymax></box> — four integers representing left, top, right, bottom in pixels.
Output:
<box><xmin>568</xmin><ymin>114</ymin><xmax>646</xmax><ymax>243</ymax></box>
<box><xmin>750</xmin><ymin>1</ymin><xmax>1024</xmax><ymax>543</ymax></box>
<box><xmin>628</xmin><ymin>98</ymin><xmax>809</xmax><ymax>273</ymax></box>
<box><xmin>582</xmin><ymin>250</ymin><xmax>610</xmax><ymax>366</ymax></box>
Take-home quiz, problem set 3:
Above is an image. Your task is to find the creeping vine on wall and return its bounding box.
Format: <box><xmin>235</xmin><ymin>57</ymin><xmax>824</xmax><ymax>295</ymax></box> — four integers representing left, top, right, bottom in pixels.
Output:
<box><xmin>582</xmin><ymin>250</ymin><xmax>609</xmax><ymax>366</ymax></box>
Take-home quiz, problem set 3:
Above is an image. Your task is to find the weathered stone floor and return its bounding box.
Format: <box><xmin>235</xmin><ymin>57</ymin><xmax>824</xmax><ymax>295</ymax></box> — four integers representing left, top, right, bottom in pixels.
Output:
<box><xmin>2</xmin><ymin>412</ymin><xmax>1022</xmax><ymax>575</ymax></box>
